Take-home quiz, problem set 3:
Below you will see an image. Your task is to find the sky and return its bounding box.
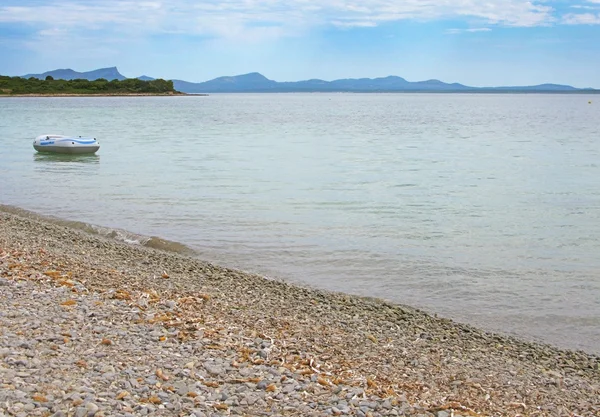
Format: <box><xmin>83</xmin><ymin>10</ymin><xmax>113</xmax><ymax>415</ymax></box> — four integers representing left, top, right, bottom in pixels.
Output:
<box><xmin>1</xmin><ymin>0</ymin><xmax>600</xmax><ymax>88</ymax></box>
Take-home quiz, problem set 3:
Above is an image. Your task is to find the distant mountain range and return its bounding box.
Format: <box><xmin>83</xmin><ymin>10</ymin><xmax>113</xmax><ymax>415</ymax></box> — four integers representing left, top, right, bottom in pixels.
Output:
<box><xmin>24</xmin><ymin>67</ymin><xmax>127</xmax><ymax>82</ymax></box>
<box><xmin>22</xmin><ymin>66</ymin><xmax>599</xmax><ymax>94</ymax></box>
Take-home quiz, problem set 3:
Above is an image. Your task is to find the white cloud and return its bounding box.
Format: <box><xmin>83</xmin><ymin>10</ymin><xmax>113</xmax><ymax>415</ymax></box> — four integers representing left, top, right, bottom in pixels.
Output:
<box><xmin>2</xmin><ymin>0</ymin><xmax>596</xmax><ymax>44</ymax></box>
<box><xmin>446</xmin><ymin>28</ymin><xmax>492</xmax><ymax>34</ymax></box>
<box><xmin>37</xmin><ymin>28</ymin><xmax>69</xmax><ymax>37</ymax></box>
<box><xmin>563</xmin><ymin>12</ymin><xmax>600</xmax><ymax>24</ymax></box>
<box><xmin>0</xmin><ymin>0</ymin><xmax>556</xmax><ymax>29</ymax></box>
<box><xmin>332</xmin><ymin>20</ymin><xmax>378</xmax><ymax>28</ymax></box>
<box><xmin>572</xmin><ymin>0</ymin><xmax>600</xmax><ymax>9</ymax></box>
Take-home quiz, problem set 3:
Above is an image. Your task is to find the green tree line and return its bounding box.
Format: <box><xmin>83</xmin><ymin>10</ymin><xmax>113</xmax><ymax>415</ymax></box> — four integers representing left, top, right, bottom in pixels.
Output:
<box><xmin>0</xmin><ymin>75</ymin><xmax>179</xmax><ymax>95</ymax></box>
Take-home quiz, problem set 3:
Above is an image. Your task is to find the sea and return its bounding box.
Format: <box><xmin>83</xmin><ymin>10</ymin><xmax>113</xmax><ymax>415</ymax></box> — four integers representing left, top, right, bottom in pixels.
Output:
<box><xmin>1</xmin><ymin>93</ymin><xmax>599</xmax><ymax>355</ymax></box>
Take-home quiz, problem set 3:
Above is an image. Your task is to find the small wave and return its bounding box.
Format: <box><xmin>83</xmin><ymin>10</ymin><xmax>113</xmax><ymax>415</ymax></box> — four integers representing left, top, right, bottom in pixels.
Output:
<box><xmin>0</xmin><ymin>204</ymin><xmax>196</xmax><ymax>256</ymax></box>
<box><xmin>89</xmin><ymin>225</ymin><xmax>151</xmax><ymax>245</ymax></box>
<box><xmin>144</xmin><ymin>236</ymin><xmax>196</xmax><ymax>254</ymax></box>
<box><xmin>83</xmin><ymin>225</ymin><xmax>196</xmax><ymax>255</ymax></box>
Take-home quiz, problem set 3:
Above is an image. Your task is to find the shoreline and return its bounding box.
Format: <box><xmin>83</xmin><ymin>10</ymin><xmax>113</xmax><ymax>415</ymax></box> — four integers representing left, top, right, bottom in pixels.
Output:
<box><xmin>2</xmin><ymin>205</ymin><xmax>596</xmax><ymax>355</ymax></box>
<box><xmin>1</xmin><ymin>207</ymin><xmax>599</xmax><ymax>416</ymax></box>
<box><xmin>0</xmin><ymin>92</ymin><xmax>206</xmax><ymax>97</ymax></box>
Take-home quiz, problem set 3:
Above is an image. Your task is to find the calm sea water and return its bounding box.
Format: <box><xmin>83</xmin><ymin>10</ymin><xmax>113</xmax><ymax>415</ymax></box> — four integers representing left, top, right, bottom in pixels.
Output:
<box><xmin>1</xmin><ymin>94</ymin><xmax>599</xmax><ymax>354</ymax></box>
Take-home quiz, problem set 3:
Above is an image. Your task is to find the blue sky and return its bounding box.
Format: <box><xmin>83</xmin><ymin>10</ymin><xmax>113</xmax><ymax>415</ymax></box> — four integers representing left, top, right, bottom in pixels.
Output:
<box><xmin>1</xmin><ymin>0</ymin><xmax>600</xmax><ymax>87</ymax></box>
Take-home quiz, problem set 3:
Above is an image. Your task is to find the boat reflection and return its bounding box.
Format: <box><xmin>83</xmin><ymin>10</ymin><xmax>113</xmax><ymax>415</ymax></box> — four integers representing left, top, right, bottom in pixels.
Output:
<box><xmin>33</xmin><ymin>153</ymin><xmax>100</xmax><ymax>164</ymax></box>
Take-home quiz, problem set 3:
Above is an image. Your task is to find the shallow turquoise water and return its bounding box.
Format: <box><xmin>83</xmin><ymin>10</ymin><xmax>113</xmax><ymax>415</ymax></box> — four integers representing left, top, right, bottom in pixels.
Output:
<box><xmin>1</xmin><ymin>93</ymin><xmax>599</xmax><ymax>353</ymax></box>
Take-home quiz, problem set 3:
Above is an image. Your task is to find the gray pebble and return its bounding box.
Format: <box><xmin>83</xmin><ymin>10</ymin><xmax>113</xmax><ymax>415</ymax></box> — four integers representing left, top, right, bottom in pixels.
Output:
<box><xmin>256</xmin><ymin>380</ymin><xmax>268</xmax><ymax>390</ymax></box>
<box><xmin>85</xmin><ymin>402</ymin><xmax>99</xmax><ymax>416</ymax></box>
<box><xmin>203</xmin><ymin>362</ymin><xmax>224</xmax><ymax>376</ymax></box>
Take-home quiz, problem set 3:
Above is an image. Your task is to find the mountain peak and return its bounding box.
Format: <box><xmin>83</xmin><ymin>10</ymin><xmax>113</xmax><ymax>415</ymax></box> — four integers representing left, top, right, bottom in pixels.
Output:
<box><xmin>22</xmin><ymin>66</ymin><xmax>126</xmax><ymax>81</ymax></box>
<box><xmin>381</xmin><ymin>75</ymin><xmax>407</xmax><ymax>81</ymax></box>
<box><xmin>196</xmin><ymin>72</ymin><xmax>276</xmax><ymax>91</ymax></box>
<box><xmin>236</xmin><ymin>72</ymin><xmax>270</xmax><ymax>81</ymax></box>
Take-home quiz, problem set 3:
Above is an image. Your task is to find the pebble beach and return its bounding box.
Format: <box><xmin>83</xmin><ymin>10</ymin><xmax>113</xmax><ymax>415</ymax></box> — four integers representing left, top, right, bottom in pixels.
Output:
<box><xmin>0</xmin><ymin>209</ymin><xmax>598</xmax><ymax>417</ymax></box>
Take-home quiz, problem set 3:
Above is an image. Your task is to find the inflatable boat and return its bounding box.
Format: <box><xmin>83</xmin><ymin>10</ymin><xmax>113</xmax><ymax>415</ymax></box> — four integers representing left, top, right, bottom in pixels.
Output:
<box><xmin>33</xmin><ymin>135</ymin><xmax>100</xmax><ymax>154</ymax></box>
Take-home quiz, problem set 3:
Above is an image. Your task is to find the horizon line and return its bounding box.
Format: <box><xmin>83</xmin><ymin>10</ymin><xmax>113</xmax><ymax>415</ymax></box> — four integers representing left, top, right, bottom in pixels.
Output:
<box><xmin>14</xmin><ymin>66</ymin><xmax>600</xmax><ymax>90</ymax></box>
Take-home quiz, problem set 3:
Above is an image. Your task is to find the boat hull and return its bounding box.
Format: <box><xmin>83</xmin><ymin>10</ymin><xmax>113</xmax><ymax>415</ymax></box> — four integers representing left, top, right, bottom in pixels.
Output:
<box><xmin>33</xmin><ymin>135</ymin><xmax>100</xmax><ymax>154</ymax></box>
<box><xmin>33</xmin><ymin>144</ymin><xmax>100</xmax><ymax>154</ymax></box>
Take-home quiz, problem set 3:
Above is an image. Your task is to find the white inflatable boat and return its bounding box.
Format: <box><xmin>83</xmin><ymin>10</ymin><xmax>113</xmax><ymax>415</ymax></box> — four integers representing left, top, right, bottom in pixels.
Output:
<box><xmin>33</xmin><ymin>135</ymin><xmax>100</xmax><ymax>154</ymax></box>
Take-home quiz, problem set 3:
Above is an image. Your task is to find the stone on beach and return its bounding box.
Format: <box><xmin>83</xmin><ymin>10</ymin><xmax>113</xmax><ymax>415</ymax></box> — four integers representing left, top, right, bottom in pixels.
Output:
<box><xmin>0</xmin><ymin>209</ymin><xmax>599</xmax><ymax>417</ymax></box>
